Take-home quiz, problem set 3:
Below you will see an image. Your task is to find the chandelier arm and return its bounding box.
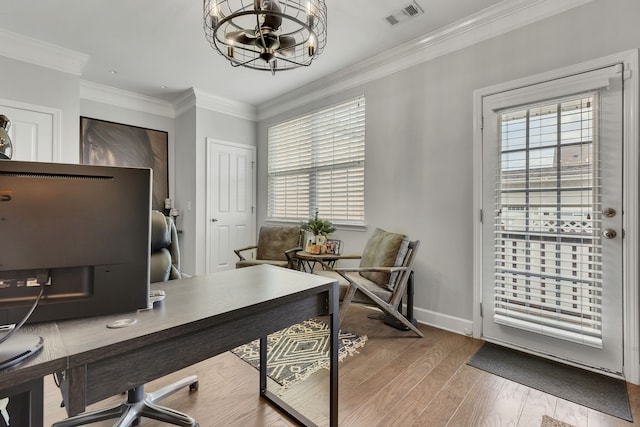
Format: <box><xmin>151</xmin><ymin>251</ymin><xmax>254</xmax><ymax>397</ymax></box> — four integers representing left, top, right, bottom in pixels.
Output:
<box><xmin>229</xmin><ymin>55</ymin><xmax>262</xmax><ymax>68</ymax></box>
<box><xmin>272</xmin><ymin>54</ymin><xmax>311</xmax><ymax>67</ymax></box>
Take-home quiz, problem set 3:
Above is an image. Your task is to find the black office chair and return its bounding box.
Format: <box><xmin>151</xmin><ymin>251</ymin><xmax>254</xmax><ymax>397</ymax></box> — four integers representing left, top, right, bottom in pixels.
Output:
<box><xmin>53</xmin><ymin>211</ymin><xmax>199</xmax><ymax>427</ymax></box>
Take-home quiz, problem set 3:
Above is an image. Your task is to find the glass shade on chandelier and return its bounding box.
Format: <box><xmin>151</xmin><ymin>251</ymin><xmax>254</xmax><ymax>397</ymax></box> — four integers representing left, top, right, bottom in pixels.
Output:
<box><xmin>203</xmin><ymin>0</ymin><xmax>327</xmax><ymax>74</ymax></box>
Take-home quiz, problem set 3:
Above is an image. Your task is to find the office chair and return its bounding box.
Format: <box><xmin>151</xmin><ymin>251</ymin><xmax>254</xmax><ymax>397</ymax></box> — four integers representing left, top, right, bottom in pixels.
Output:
<box><xmin>315</xmin><ymin>228</ymin><xmax>423</xmax><ymax>337</ymax></box>
<box><xmin>53</xmin><ymin>211</ymin><xmax>199</xmax><ymax>427</ymax></box>
<box><xmin>234</xmin><ymin>225</ymin><xmax>303</xmax><ymax>269</ymax></box>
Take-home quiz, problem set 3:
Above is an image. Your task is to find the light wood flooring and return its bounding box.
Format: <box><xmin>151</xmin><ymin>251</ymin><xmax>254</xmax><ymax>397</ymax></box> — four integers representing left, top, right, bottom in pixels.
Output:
<box><xmin>43</xmin><ymin>305</ymin><xmax>640</xmax><ymax>427</ymax></box>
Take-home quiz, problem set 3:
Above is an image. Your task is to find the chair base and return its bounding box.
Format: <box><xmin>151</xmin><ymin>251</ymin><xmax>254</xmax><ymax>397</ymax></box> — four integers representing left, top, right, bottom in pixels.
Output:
<box><xmin>383</xmin><ymin>314</ymin><xmax>418</xmax><ymax>331</ymax></box>
<box><xmin>52</xmin><ymin>375</ymin><xmax>199</xmax><ymax>427</ymax></box>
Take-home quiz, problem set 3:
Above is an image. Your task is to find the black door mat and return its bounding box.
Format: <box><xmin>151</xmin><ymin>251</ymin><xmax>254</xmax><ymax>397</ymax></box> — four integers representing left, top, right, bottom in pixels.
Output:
<box><xmin>467</xmin><ymin>342</ymin><xmax>632</xmax><ymax>422</ymax></box>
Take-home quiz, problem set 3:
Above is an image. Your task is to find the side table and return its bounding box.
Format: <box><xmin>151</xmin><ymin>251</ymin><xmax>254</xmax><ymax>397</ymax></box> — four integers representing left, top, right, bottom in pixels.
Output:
<box><xmin>295</xmin><ymin>251</ymin><xmax>360</xmax><ymax>273</ymax></box>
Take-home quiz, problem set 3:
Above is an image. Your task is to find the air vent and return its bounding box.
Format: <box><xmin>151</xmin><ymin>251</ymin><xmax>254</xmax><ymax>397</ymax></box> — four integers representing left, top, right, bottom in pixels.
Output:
<box><xmin>384</xmin><ymin>1</ymin><xmax>424</xmax><ymax>26</ymax></box>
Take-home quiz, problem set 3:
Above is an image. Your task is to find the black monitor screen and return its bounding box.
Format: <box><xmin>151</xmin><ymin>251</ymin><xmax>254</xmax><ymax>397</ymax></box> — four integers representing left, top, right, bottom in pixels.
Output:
<box><xmin>0</xmin><ymin>160</ymin><xmax>151</xmax><ymax>325</ymax></box>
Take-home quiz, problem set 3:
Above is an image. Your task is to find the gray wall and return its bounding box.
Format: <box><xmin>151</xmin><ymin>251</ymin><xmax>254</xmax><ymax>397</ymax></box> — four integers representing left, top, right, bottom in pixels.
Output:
<box><xmin>175</xmin><ymin>104</ymin><xmax>256</xmax><ymax>276</ymax></box>
<box><xmin>256</xmin><ymin>0</ymin><xmax>640</xmax><ymax>326</ymax></box>
<box><xmin>1</xmin><ymin>56</ymin><xmax>80</xmax><ymax>162</ymax></box>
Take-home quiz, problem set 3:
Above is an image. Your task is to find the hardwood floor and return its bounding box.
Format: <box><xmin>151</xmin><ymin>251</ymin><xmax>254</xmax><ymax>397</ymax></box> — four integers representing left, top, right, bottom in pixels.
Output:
<box><xmin>43</xmin><ymin>305</ymin><xmax>640</xmax><ymax>426</ymax></box>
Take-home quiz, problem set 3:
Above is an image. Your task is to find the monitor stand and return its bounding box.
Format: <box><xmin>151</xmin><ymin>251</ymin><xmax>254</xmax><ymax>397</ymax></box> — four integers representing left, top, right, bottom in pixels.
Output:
<box><xmin>0</xmin><ymin>333</ymin><xmax>44</xmax><ymax>370</ymax></box>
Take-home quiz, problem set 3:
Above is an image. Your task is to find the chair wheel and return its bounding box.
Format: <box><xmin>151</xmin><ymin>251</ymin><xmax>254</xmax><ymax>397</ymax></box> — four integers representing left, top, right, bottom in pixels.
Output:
<box><xmin>189</xmin><ymin>382</ymin><xmax>199</xmax><ymax>392</ymax></box>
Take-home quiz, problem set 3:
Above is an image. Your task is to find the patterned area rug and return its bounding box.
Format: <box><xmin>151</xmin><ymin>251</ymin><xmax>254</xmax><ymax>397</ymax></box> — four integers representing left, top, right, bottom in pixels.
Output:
<box><xmin>231</xmin><ymin>318</ymin><xmax>367</xmax><ymax>389</ymax></box>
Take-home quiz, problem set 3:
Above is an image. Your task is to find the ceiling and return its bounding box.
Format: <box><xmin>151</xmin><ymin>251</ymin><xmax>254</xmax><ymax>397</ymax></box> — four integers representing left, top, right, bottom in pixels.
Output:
<box><xmin>0</xmin><ymin>0</ymin><xmax>504</xmax><ymax>107</ymax></box>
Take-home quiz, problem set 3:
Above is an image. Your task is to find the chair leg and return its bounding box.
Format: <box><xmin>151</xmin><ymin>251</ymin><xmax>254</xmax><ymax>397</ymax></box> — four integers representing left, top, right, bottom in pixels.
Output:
<box><xmin>384</xmin><ymin>308</ymin><xmax>424</xmax><ymax>338</ymax></box>
<box><xmin>339</xmin><ymin>284</ymin><xmax>358</xmax><ymax>327</ymax></box>
<box><xmin>52</xmin><ymin>376</ymin><xmax>199</xmax><ymax>427</ymax></box>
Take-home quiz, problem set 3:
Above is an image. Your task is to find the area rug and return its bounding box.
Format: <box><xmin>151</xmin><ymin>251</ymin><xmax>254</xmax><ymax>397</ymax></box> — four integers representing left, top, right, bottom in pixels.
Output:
<box><xmin>231</xmin><ymin>319</ymin><xmax>367</xmax><ymax>389</ymax></box>
<box><xmin>540</xmin><ymin>415</ymin><xmax>575</xmax><ymax>427</ymax></box>
<box><xmin>468</xmin><ymin>343</ymin><xmax>632</xmax><ymax>421</ymax></box>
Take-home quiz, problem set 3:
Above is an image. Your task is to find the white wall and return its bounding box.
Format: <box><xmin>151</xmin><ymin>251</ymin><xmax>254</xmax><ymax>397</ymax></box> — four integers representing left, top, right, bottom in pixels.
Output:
<box><xmin>256</xmin><ymin>0</ymin><xmax>640</xmax><ymax>331</ymax></box>
<box><xmin>0</xmin><ymin>56</ymin><xmax>79</xmax><ymax>162</ymax></box>
<box><xmin>175</xmin><ymin>101</ymin><xmax>256</xmax><ymax>276</ymax></box>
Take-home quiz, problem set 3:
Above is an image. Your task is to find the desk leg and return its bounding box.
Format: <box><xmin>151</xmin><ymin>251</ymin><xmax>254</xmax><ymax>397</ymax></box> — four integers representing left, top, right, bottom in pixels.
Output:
<box><xmin>0</xmin><ymin>377</ymin><xmax>43</xmax><ymax>427</ymax></box>
<box><xmin>328</xmin><ymin>284</ymin><xmax>339</xmax><ymax>426</ymax></box>
<box><xmin>64</xmin><ymin>366</ymin><xmax>87</xmax><ymax>417</ymax></box>
<box><xmin>260</xmin><ymin>288</ymin><xmax>339</xmax><ymax>426</ymax></box>
<box><xmin>260</xmin><ymin>336</ymin><xmax>316</xmax><ymax>426</ymax></box>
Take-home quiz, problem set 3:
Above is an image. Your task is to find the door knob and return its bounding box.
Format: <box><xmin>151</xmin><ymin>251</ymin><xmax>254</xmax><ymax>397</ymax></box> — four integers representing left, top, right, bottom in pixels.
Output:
<box><xmin>602</xmin><ymin>208</ymin><xmax>617</xmax><ymax>218</ymax></box>
<box><xmin>602</xmin><ymin>228</ymin><xmax>617</xmax><ymax>239</ymax></box>
<box><xmin>211</xmin><ymin>218</ymin><xmax>218</xmax><ymax>222</ymax></box>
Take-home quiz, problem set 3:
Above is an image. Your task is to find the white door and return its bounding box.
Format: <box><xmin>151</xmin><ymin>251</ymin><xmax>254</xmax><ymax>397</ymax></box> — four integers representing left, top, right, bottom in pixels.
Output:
<box><xmin>480</xmin><ymin>65</ymin><xmax>624</xmax><ymax>373</ymax></box>
<box><xmin>206</xmin><ymin>139</ymin><xmax>256</xmax><ymax>273</ymax></box>
<box><xmin>0</xmin><ymin>104</ymin><xmax>56</xmax><ymax>162</ymax></box>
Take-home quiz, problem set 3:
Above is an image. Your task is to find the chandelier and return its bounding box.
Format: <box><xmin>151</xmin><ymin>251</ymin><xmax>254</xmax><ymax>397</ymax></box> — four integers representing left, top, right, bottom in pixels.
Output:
<box><xmin>203</xmin><ymin>0</ymin><xmax>327</xmax><ymax>74</ymax></box>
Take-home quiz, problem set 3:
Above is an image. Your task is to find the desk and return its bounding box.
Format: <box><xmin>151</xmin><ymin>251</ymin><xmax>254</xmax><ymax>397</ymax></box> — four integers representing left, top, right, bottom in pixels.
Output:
<box><xmin>1</xmin><ymin>265</ymin><xmax>339</xmax><ymax>427</ymax></box>
<box><xmin>0</xmin><ymin>321</ymin><xmax>67</xmax><ymax>427</ymax></box>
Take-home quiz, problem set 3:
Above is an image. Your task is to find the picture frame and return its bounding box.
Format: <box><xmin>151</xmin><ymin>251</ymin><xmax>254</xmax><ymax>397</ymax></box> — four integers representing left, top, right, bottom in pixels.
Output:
<box><xmin>80</xmin><ymin>117</ymin><xmax>168</xmax><ymax>211</ymax></box>
<box><xmin>326</xmin><ymin>239</ymin><xmax>342</xmax><ymax>255</ymax></box>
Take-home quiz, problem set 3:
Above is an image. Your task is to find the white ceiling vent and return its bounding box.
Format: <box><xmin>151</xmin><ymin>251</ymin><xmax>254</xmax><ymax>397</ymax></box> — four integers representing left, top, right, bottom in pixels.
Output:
<box><xmin>384</xmin><ymin>1</ymin><xmax>424</xmax><ymax>26</ymax></box>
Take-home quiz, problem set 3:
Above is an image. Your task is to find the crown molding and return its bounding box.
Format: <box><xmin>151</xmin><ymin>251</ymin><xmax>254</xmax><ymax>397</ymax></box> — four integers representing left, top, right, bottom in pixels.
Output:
<box><xmin>0</xmin><ymin>28</ymin><xmax>89</xmax><ymax>76</ymax></box>
<box><xmin>256</xmin><ymin>0</ymin><xmax>595</xmax><ymax>121</ymax></box>
<box><xmin>80</xmin><ymin>80</ymin><xmax>175</xmax><ymax>118</ymax></box>
<box><xmin>174</xmin><ymin>88</ymin><xmax>256</xmax><ymax>121</ymax></box>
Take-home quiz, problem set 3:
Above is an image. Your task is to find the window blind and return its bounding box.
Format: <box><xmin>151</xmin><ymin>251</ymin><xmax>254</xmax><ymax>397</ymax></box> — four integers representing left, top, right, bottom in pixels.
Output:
<box><xmin>267</xmin><ymin>96</ymin><xmax>365</xmax><ymax>224</ymax></box>
<box><xmin>494</xmin><ymin>93</ymin><xmax>604</xmax><ymax>347</ymax></box>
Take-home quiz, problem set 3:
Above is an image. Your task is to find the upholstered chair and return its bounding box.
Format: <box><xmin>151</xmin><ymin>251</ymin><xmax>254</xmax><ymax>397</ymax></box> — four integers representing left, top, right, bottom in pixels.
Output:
<box><xmin>315</xmin><ymin>228</ymin><xmax>422</xmax><ymax>337</ymax></box>
<box><xmin>150</xmin><ymin>210</ymin><xmax>182</xmax><ymax>281</ymax></box>
<box><xmin>234</xmin><ymin>225</ymin><xmax>303</xmax><ymax>269</ymax></box>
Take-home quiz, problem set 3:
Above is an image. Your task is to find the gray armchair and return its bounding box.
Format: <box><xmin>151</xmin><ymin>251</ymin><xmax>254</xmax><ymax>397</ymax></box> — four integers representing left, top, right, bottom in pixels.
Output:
<box><xmin>150</xmin><ymin>210</ymin><xmax>182</xmax><ymax>281</ymax></box>
<box><xmin>315</xmin><ymin>228</ymin><xmax>423</xmax><ymax>337</ymax></box>
<box><xmin>234</xmin><ymin>225</ymin><xmax>303</xmax><ymax>269</ymax></box>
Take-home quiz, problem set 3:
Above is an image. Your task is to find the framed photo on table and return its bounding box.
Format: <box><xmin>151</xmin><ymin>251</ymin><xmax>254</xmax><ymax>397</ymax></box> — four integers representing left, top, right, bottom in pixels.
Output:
<box><xmin>80</xmin><ymin>117</ymin><xmax>168</xmax><ymax>211</ymax></box>
<box><xmin>326</xmin><ymin>239</ymin><xmax>342</xmax><ymax>255</ymax></box>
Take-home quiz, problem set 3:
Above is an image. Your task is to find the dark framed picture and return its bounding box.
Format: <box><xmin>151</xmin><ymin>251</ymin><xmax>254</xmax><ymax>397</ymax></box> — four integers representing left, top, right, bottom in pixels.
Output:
<box><xmin>326</xmin><ymin>239</ymin><xmax>342</xmax><ymax>255</ymax></box>
<box><xmin>80</xmin><ymin>117</ymin><xmax>168</xmax><ymax>211</ymax></box>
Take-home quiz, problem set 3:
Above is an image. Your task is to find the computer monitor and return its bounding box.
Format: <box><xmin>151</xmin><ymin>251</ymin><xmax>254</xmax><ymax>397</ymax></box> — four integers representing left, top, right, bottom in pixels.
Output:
<box><xmin>0</xmin><ymin>160</ymin><xmax>152</xmax><ymax>369</ymax></box>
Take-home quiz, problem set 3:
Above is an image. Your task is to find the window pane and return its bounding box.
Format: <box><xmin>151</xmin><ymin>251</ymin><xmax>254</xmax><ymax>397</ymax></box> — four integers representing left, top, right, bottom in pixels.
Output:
<box><xmin>267</xmin><ymin>97</ymin><xmax>366</xmax><ymax>224</ymax></box>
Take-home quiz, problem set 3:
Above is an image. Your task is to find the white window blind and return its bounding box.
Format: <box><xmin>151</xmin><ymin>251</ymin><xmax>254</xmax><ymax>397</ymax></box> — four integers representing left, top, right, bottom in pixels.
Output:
<box><xmin>494</xmin><ymin>93</ymin><xmax>604</xmax><ymax>347</ymax></box>
<box><xmin>267</xmin><ymin>97</ymin><xmax>365</xmax><ymax>224</ymax></box>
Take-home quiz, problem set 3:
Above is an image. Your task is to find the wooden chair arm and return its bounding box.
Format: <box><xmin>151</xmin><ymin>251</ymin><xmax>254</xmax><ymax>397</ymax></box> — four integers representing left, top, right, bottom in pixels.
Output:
<box><xmin>234</xmin><ymin>245</ymin><xmax>258</xmax><ymax>261</ymax></box>
<box><xmin>331</xmin><ymin>266</ymin><xmax>408</xmax><ymax>274</ymax></box>
<box><xmin>285</xmin><ymin>247</ymin><xmax>304</xmax><ymax>269</ymax></box>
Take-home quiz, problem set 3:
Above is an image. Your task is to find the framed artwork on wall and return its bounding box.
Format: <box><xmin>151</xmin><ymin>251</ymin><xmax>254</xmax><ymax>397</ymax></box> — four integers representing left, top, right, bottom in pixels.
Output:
<box><xmin>80</xmin><ymin>117</ymin><xmax>168</xmax><ymax>211</ymax></box>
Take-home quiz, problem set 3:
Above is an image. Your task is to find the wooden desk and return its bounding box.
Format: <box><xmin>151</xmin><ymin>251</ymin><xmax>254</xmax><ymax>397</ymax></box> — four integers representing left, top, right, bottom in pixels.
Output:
<box><xmin>56</xmin><ymin>265</ymin><xmax>338</xmax><ymax>426</ymax></box>
<box><xmin>0</xmin><ymin>322</ymin><xmax>67</xmax><ymax>427</ymax></box>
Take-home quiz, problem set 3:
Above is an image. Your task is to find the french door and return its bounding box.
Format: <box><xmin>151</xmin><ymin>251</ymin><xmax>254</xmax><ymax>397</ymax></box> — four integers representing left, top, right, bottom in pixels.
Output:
<box><xmin>480</xmin><ymin>65</ymin><xmax>624</xmax><ymax>373</ymax></box>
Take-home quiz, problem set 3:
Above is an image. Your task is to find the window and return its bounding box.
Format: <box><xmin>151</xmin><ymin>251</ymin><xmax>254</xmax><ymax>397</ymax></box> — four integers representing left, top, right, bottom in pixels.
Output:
<box><xmin>267</xmin><ymin>96</ymin><xmax>365</xmax><ymax>225</ymax></box>
<box><xmin>494</xmin><ymin>94</ymin><xmax>603</xmax><ymax>346</ymax></box>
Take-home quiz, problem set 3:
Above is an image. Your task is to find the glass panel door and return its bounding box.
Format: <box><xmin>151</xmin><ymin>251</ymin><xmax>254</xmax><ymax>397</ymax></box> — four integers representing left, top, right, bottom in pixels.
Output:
<box><xmin>481</xmin><ymin>66</ymin><xmax>623</xmax><ymax>373</ymax></box>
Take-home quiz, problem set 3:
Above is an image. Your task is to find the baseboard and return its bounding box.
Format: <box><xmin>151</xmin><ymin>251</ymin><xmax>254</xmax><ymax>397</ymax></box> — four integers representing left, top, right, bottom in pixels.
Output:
<box><xmin>411</xmin><ymin>306</ymin><xmax>473</xmax><ymax>337</ymax></box>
